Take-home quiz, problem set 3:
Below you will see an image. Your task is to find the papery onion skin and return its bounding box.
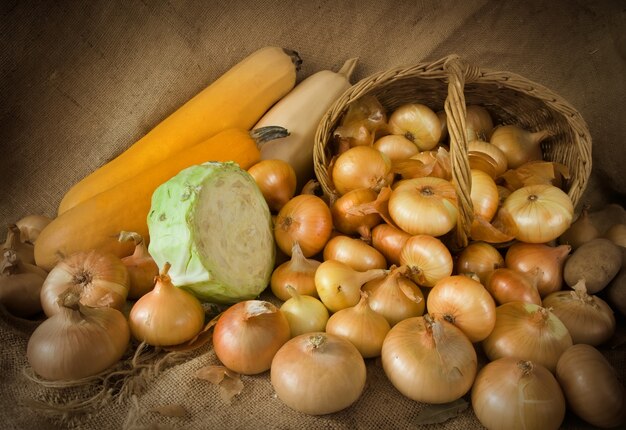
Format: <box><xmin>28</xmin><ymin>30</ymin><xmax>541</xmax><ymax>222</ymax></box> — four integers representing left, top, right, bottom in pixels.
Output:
<box><xmin>482</xmin><ymin>302</ymin><xmax>572</xmax><ymax>372</ymax></box>
<box><xmin>213</xmin><ymin>300</ymin><xmax>291</xmax><ymax>375</ymax></box>
<box><xmin>471</xmin><ymin>358</ymin><xmax>565</xmax><ymax>430</ymax></box>
<box><xmin>381</xmin><ymin>314</ymin><xmax>477</xmax><ymax>404</ymax></box>
<box><xmin>399</xmin><ymin>234</ymin><xmax>453</xmax><ymax>287</ymax></box>
<box><xmin>330</xmin><ymin>188</ymin><xmax>382</xmax><ymax>238</ymax></box>
<box><xmin>274</xmin><ymin>194</ymin><xmax>333</xmax><ymax>258</ymax></box>
<box><xmin>502</xmin><ymin>184</ymin><xmax>574</xmax><ymax>244</ymax></box>
<box><xmin>270</xmin><ymin>332</ymin><xmax>366</xmax><ymax>415</ymax></box>
<box><xmin>542</xmin><ymin>281</ymin><xmax>615</xmax><ymax>346</ymax></box>
<box><xmin>427</xmin><ymin>275</ymin><xmax>496</xmax><ymax>343</ymax></box>
<box><xmin>556</xmin><ymin>344</ymin><xmax>626</xmax><ymax>428</ymax></box>
<box><xmin>389</xmin><ymin>177</ymin><xmax>458</xmax><ymax>237</ymax></box>
<box><xmin>455</xmin><ymin>241</ymin><xmax>504</xmax><ymax>285</ymax></box>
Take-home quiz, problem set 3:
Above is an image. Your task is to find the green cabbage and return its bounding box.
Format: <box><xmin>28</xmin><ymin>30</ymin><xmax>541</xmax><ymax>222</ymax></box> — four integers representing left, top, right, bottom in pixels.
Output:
<box><xmin>147</xmin><ymin>161</ymin><xmax>275</xmax><ymax>304</ymax></box>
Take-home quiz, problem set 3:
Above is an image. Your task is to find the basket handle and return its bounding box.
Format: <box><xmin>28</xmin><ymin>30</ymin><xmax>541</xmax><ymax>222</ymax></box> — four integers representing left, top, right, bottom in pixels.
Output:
<box><xmin>442</xmin><ymin>55</ymin><xmax>479</xmax><ymax>249</ymax></box>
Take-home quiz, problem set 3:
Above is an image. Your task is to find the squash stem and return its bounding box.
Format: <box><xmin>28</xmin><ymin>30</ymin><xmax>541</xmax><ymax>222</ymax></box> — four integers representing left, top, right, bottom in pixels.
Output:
<box><xmin>251</xmin><ymin>126</ymin><xmax>290</xmax><ymax>147</ymax></box>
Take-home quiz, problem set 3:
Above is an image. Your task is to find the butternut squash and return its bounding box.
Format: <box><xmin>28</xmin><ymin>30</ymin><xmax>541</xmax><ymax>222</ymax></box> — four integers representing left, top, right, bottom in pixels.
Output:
<box><xmin>58</xmin><ymin>46</ymin><xmax>301</xmax><ymax>215</ymax></box>
<box><xmin>35</xmin><ymin>127</ymin><xmax>288</xmax><ymax>271</ymax></box>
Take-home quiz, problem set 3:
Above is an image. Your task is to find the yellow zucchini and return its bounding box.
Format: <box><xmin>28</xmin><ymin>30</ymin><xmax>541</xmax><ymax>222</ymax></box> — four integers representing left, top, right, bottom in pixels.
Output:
<box><xmin>254</xmin><ymin>57</ymin><xmax>357</xmax><ymax>190</ymax></box>
<box><xmin>58</xmin><ymin>46</ymin><xmax>301</xmax><ymax>215</ymax></box>
<box><xmin>35</xmin><ymin>127</ymin><xmax>288</xmax><ymax>271</ymax></box>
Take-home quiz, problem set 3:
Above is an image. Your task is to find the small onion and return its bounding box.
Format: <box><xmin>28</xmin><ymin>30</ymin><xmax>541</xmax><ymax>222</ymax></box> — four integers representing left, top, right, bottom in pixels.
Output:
<box><xmin>482</xmin><ymin>302</ymin><xmax>573</xmax><ymax>372</ymax></box>
<box><xmin>270</xmin><ymin>242</ymin><xmax>320</xmax><ymax>301</ymax></box>
<box><xmin>389</xmin><ymin>177</ymin><xmax>458</xmax><ymax>237</ymax></box>
<box><xmin>504</xmin><ymin>241</ymin><xmax>571</xmax><ymax>297</ymax></box>
<box><xmin>381</xmin><ymin>314</ymin><xmax>477</xmax><ymax>404</ymax></box>
<box><xmin>274</xmin><ymin>194</ymin><xmax>333</xmax><ymax>258</ymax></box>
<box><xmin>271</xmin><ymin>332</ymin><xmax>366</xmax><ymax>415</ymax></box>
<box><xmin>323</xmin><ymin>235</ymin><xmax>387</xmax><ymax>271</ymax></box>
<box><xmin>427</xmin><ymin>275</ymin><xmax>496</xmax><ymax>342</ymax></box>
<box><xmin>280</xmin><ymin>286</ymin><xmax>329</xmax><ymax>337</ymax></box>
<box><xmin>362</xmin><ymin>265</ymin><xmax>425</xmax><ymax>326</ymax></box>
<box><xmin>469</xmin><ymin>169</ymin><xmax>499</xmax><ymax>222</ymax></box>
<box><xmin>387</xmin><ymin>103</ymin><xmax>441</xmax><ymax>151</ymax></box>
<box><xmin>484</xmin><ymin>267</ymin><xmax>542</xmax><ymax>306</ymax></box>
<box><xmin>213</xmin><ymin>300</ymin><xmax>291</xmax><ymax>375</ymax></box>
<box><xmin>455</xmin><ymin>241</ymin><xmax>504</xmax><ymax>285</ymax></box>
<box><xmin>330</xmin><ymin>187</ymin><xmax>382</xmax><ymax>239</ymax></box>
<box><xmin>399</xmin><ymin>234</ymin><xmax>453</xmax><ymax>287</ymax></box>
<box><xmin>373</xmin><ymin>134</ymin><xmax>419</xmax><ymax>161</ymax></box>
<box><xmin>542</xmin><ymin>279</ymin><xmax>615</xmax><ymax>346</ymax></box>
<box><xmin>558</xmin><ymin>204</ymin><xmax>599</xmax><ymax>249</ymax></box>
<box><xmin>370</xmin><ymin>223</ymin><xmax>411</xmax><ymax>266</ymax></box>
<box><xmin>331</xmin><ymin>145</ymin><xmax>393</xmax><ymax>196</ymax></box>
<box><xmin>465</xmin><ymin>105</ymin><xmax>494</xmax><ymax>141</ymax></box>
<box><xmin>556</xmin><ymin>344</ymin><xmax>626</xmax><ymax>428</ymax></box>
<box><xmin>325</xmin><ymin>291</ymin><xmax>390</xmax><ymax>358</ymax></box>
<box><xmin>501</xmin><ymin>184</ymin><xmax>574</xmax><ymax>243</ymax></box>
<box><xmin>248</xmin><ymin>159</ymin><xmax>297</xmax><ymax>212</ymax></box>
<box><xmin>490</xmin><ymin>124</ymin><xmax>550</xmax><ymax>169</ymax></box>
<box><xmin>472</xmin><ymin>358</ymin><xmax>565</xmax><ymax>430</ymax></box>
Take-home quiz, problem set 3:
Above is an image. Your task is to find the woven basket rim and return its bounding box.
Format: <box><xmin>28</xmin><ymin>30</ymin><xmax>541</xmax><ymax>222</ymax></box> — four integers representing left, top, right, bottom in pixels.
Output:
<box><xmin>313</xmin><ymin>54</ymin><xmax>592</xmax><ymax>248</ymax></box>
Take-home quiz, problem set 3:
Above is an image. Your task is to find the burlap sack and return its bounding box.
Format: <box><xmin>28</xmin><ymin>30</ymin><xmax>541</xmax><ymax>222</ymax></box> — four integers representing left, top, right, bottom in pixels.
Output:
<box><xmin>1</xmin><ymin>1</ymin><xmax>624</xmax><ymax>429</ymax></box>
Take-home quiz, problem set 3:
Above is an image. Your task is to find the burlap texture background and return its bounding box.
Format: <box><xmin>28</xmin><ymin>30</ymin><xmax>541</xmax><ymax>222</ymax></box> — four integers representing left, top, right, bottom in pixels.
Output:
<box><xmin>1</xmin><ymin>0</ymin><xmax>624</xmax><ymax>429</ymax></box>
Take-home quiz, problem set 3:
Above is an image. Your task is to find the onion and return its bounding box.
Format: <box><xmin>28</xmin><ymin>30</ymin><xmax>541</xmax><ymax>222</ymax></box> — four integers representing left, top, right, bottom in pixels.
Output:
<box><xmin>556</xmin><ymin>344</ymin><xmax>626</xmax><ymax>428</ymax></box>
<box><xmin>558</xmin><ymin>204</ymin><xmax>599</xmax><ymax>249</ymax></box>
<box><xmin>399</xmin><ymin>235</ymin><xmax>453</xmax><ymax>287</ymax></box>
<box><xmin>270</xmin><ymin>332</ymin><xmax>366</xmax><ymax>415</ymax></box>
<box><xmin>542</xmin><ymin>279</ymin><xmax>615</xmax><ymax>346</ymax></box>
<box><xmin>40</xmin><ymin>249</ymin><xmax>129</xmax><ymax>317</ymax></box>
<box><xmin>27</xmin><ymin>287</ymin><xmax>130</xmax><ymax>380</ymax></box>
<box><xmin>381</xmin><ymin>314</ymin><xmax>477</xmax><ymax>404</ymax></box>
<box><xmin>248</xmin><ymin>159</ymin><xmax>297</xmax><ymax>212</ymax></box>
<box><xmin>274</xmin><ymin>194</ymin><xmax>333</xmax><ymax>258</ymax></box>
<box><xmin>373</xmin><ymin>134</ymin><xmax>419</xmax><ymax>161</ymax></box>
<box><xmin>465</xmin><ymin>105</ymin><xmax>494</xmax><ymax>141</ymax></box>
<box><xmin>212</xmin><ymin>300</ymin><xmax>291</xmax><ymax>375</ymax></box>
<box><xmin>129</xmin><ymin>263</ymin><xmax>205</xmax><ymax>347</ymax></box>
<box><xmin>362</xmin><ymin>265</ymin><xmax>425</xmax><ymax>326</ymax></box>
<box><xmin>490</xmin><ymin>124</ymin><xmax>550</xmax><ymax>169</ymax></box>
<box><xmin>504</xmin><ymin>241</ymin><xmax>571</xmax><ymax>297</ymax></box>
<box><xmin>370</xmin><ymin>223</ymin><xmax>411</xmax><ymax>266</ymax></box>
<box><xmin>472</xmin><ymin>358</ymin><xmax>565</xmax><ymax>430</ymax></box>
<box><xmin>314</xmin><ymin>259</ymin><xmax>387</xmax><ymax>313</ymax></box>
<box><xmin>280</xmin><ymin>286</ymin><xmax>329</xmax><ymax>337</ymax></box>
<box><xmin>325</xmin><ymin>291</ymin><xmax>390</xmax><ymax>358</ymax></box>
<box><xmin>501</xmin><ymin>184</ymin><xmax>574</xmax><ymax>243</ymax></box>
<box><xmin>331</xmin><ymin>145</ymin><xmax>393</xmax><ymax>195</ymax></box>
<box><xmin>118</xmin><ymin>231</ymin><xmax>158</xmax><ymax>299</ymax></box>
<box><xmin>467</xmin><ymin>140</ymin><xmax>508</xmax><ymax>178</ymax></box>
<box><xmin>323</xmin><ymin>235</ymin><xmax>387</xmax><ymax>271</ymax></box>
<box><xmin>330</xmin><ymin>187</ymin><xmax>382</xmax><ymax>239</ymax></box>
<box><xmin>427</xmin><ymin>275</ymin><xmax>496</xmax><ymax>342</ymax></box>
<box><xmin>455</xmin><ymin>241</ymin><xmax>504</xmax><ymax>285</ymax></box>
<box><xmin>469</xmin><ymin>169</ymin><xmax>499</xmax><ymax>222</ymax></box>
<box><xmin>15</xmin><ymin>214</ymin><xmax>52</xmax><ymax>244</ymax></box>
<box><xmin>388</xmin><ymin>177</ymin><xmax>458</xmax><ymax>237</ymax></box>
<box><xmin>387</xmin><ymin>103</ymin><xmax>441</xmax><ymax>151</ymax></box>
<box><xmin>484</xmin><ymin>267</ymin><xmax>542</xmax><ymax>306</ymax></box>
<box><xmin>482</xmin><ymin>302</ymin><xmax>572</xmax><ymax>372</ymax></box>
<box><xmin>270</xmin><ymin>242</ymin><xmax>320</xmax><ymax>301</ymax></box>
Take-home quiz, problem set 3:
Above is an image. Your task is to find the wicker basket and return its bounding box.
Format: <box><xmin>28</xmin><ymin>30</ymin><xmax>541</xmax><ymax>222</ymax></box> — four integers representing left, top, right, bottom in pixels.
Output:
<box><xmin>313</xmin><ymin>54</ymin><xmax>592</xmax><ymax>249</ymax></box>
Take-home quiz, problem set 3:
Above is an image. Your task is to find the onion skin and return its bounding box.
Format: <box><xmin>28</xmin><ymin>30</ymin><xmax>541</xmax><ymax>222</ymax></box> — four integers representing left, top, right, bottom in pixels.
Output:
<box><xmin>556</xmin><ymin>344</ymin><xmax>626</xmax><ymax>428</ymax></box>
<box><xmin>471</xmin><ymin>358</ymin><xmax>565</xmax><ymax>430</ymax></box>
<box><xmin>381</xmin><ymin>314</ymin><xmax>477</xmax><ymax>404</ymax></box>
<box><xmin>270</xmin><ymin>332</ymin><xmax>366</xmax><ymax>415</ymax></box>
<box><xmin>213</xmin><ymin>300</ymin><xmax>291</xmax><ymax>375</ymax></box>
<box><xmin>399</xmin><ymin>234</ymin><xmax>453</xmax><ymax>287</ymax></box>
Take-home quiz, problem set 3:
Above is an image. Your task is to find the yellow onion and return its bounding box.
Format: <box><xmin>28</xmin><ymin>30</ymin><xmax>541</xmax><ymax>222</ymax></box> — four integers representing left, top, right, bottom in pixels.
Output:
<box><xmin>373</xmin><ymin>134</ymin><xmax>419</xmax><ymax>161</ymax></box>
<box><xmin>455</xmin><ymin>241</ymin><xmax>504</xmax><ymax>285</ymax></box>
<box><xmin>280</xmin><ymin>286</ymin><xmax>329</xmax><ymax>337</ymax></box>
<box><xmin>465</xmin><ymin>105</ymin><xmax>494</xmax><ymax>141</ymax></box>
<box><xmin>271</xmin><ymin>333</ymin><xmax>366</xmax><ymax>415</ymax></box>
<box><xmin>389</xmin><ymin>177</ymin><xmax>458</xmax><ymax>237</ymax></box>
<box><xmin>330</xmin><ymin>187</ymin><xmax>383</xmax><ymax>239</ymax></box>
<box><xmin>427</xmin><ymin>275</ymin><xmax>496</xmax><ymax>342</ymax></box>
<box><xmin>322</xmin><ymin>235</ymin><xmax>387</xmax><ymax>271</ymax></box>
<box><xmin>490</xmin><ymin>124</ymin><xmax>550</xmax><ymax>169</ymax></box>
<box><xmin>542</xmin><ymin>279</ymin><xmax>615</xmax><ymax>346</ymax></box>
<box><xmin>248</xmin><ymin>159</ymin><xmax>297</xmax><ymax>212</ymax></box>
<box><xmin>371</xmin><ymin>223</ymin><xmax>411</xmax><ymax>266</ymax></box>
<box><xmin>363</xmin><ymin>265</ymin><xmax>425</xmax><ymax>326</ymax></box>
<box><xmin>118</xmin><ymin>231</ymin><xmax>158</xmax><ymax>299</ymax></box>
<box><xmin>270</xmin><ymin>241</ymin><xmax>320</xmax><ymax>301</ymax></box>
<box><xmin>501</xmin><ymin>184</ymin><xmax>574</xmax><ymax>243</ymax></box>
<box><xmin>470</xmin><ymin>169</ymin><xmax>499</xmax><ymax>222</ymax></box>
<box><xmin>472</xmin><ymin>358</ymin><xmax>565</xmax><ymax>430</ymax></box>
<box><xmin>213</xmin><ymin>300</ymin><xmax>290</xmax><ymax>375</ymax></box>
<box><xmin>325</xmin><ymin>291</ymin><xmax>390</xmax><ymax>358</ymax></box>
<box><xmin>381</xmin><ymin>314</ymin><xmax>477</xmax><ymax>404</ymax></box>
<box><xmin>387</xmin><ymin>103</ymin><xmax>441</xmax><ymax>151</ymax></box>
<box><xmin>468</xmin><ymin>140</ymin><xmax>508</xmax><ymax>179</ymax></box>
<box><xmin>482</xmin><ymin>302</ymin><xmax>573</xmax><ymax>372</ymax></box>
<box><xmin>399</xmin><ymin>234</ymin><xmax>453</xmax><ymax>287</ymax></box>
<box><xmin>331</xmin><ymin>145</ymin><xmax>393</xmax><ymax>195</ymax></box>
<box><xmin>484</xmin><ymin>267</ymin><xmax>542</xmax><ymax>306</ymax></box>
<box><xmin>504</xmin><ymin>241</ymin><xmax>571</xmax><ymax>297</ymax></box>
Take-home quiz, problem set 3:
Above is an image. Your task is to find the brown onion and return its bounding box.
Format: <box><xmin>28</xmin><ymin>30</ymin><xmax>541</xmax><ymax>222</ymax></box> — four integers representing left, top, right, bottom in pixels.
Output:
<box><xmin>455</xmin><ymin>241</ymin><xmax>504</xmax><ymax>285</ymax></box>
<box><xmin>399</xmin><ymin>234</ymin><xmax>453</xmax><ymax>287</ymax></box>
<box><xmin>371</xmin><ymin>223</ymin><xmax>411</xmax><ymax>266</ymax></box>
<box><xmin>323</xmin><ymin>235</ymin><xmax>387</xmax><ymax>271</ymax></box>
<box><xmin>484</xmin><ymin>267</ymin><xmax>542</xmax><ymax>305</ymax></box>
